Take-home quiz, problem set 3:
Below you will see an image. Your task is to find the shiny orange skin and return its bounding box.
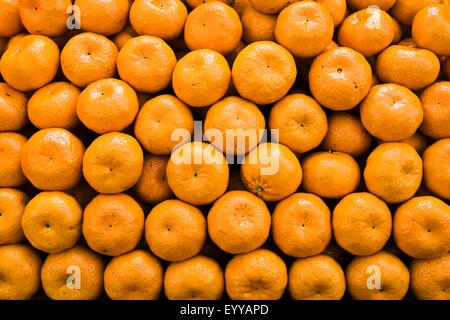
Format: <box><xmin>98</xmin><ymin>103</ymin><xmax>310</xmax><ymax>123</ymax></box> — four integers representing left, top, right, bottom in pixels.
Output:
<box><xmin>27</xmin><ymin>82</ymin><xmax>80</xmax><ymax>130</ymax></box>
<box><xmin>232</xmin><ymin>41</ymin><xmax>297</xmax><ymax>105</ymax></box>
<box><xmin>288</xmin><ymin>255</ymin><xmax>346</xmax><ymax>300</ymax></box>
<box><xmin>338</xmin><ymin>8</ymin><xmax>394</xmax><ymax>57</ymax></box>
<box><xmin>0</xmin><ymin>0</ymin><xmax>24</xmax><ymax>37</ymax></box>
<box><xmin>375</xmin><ymin>45</ymin><xmax>440</xmax><ymax>91</ymax></box>
<box><xmin>240</xmin><ymin>143</ymin><xmax>303</xmax><ymax>202</ymax></box>
<box><xmin>184</xmin><ymin>2</ymin><xmax>242</xmax><ymax>55</ymax></box>
<box><xmin>117</xmin><ymin>36</ymin><xmax>177</xmax><ymax>93</ymax></box>
<box><xmin>112</xmin><ymin>26</ymin><xmax>138</xmax><ymax>50</ymax></box>
<box><xmin>301</xmin><ymin>151</ymin><xmax>361</xmax><ymax>199</ymax></box>
<box><xmin>83</xmin><ymin>193</ymin><xmax>145</xmax><ymax>256</ymax></box>
<box><xmin>145</xmin><ymin>199</ymin><xmax>207</xmax><ymax>261</ymax></box>
<box><xmin>164</xmin><ymin>255</ymin><xmax>224</xmax><ymax>300</ymax></box>
<box><xmin>21</xmin><ymin>128</ymin><xmax>85</xmax><ymax>191</ymax></box>
<box><xmin>82</xmin><ymin>132</ymin><xmax>144</xmax><ymax>194</ymax></box>
<box><xmin>249</xmin><ymin>0</ymin><xmax>298</xmax><ymax>13</ymax></box>
<box><xmin>74</xmin><ymin>0</ymin><xmax>129</xmax><ymax>36</ymax></box>
<box><xmin>332</xmin><ymin>192</ymin><xmax>392</xmax><ymax>255</ymax></box>
<box><xmin>76</xmin><ymin>78</ymin><xmax>139</xmax><ymax>134</ymax></box>
<box><xmin>207</xmin><ymin>190</ymin><xmax>271</xmax><ymax>254</ymax></box>
<box><xmin>225</xmin><ymin>249</ymin><xmax>288</xmax><ymax>300</ymax></box>
<box><xmin>346</xmin><ymin>251</ymin><xmax>410</xmax><ymax>300</ymax></box>
<box><xmin>401</xmin><ymin>132</ymin><xmax>429</xmax><ymax>155</ymax></box>
<box><xmin>0</xmin><ymin>188</ymin><xmax>28</xmax><ymax>245</ymax></box>
<box><xmin>232</xmin><ymin>0</ymin><xmax>249</xmax><ymax>15</ymax></box>
<box><xmin>419</xmin><ymin>81</ymin><xmax>450</xmax><ymax>139</ymax></box>
<box><xmin>18</xmin><ymin>0</ymin><xmax>71</xmax><ymax>37</ymax></box>
<box><xmin>240</xmin><ymin>4</ymin><xmax>276</xmax><ymax>43</ymax></box>
<box><xmin>394</xmin><ymin>196</ymin><xmax>450</xmax><ymax>259</ymax></box>
<box><xmin>411</xmin><ymin>253</ymin><xmax>450</xmax><ymax>300</ymax></box>
<box><xmin>391</xmin><ymin>17</ymin><xmax>403</xmax><ymax>44</ymax></box>
<box><xmin>186</xmin><ymin>0</ymin><xmax>232</xmax><ymax>8</ymax></box>
<box><xmin>275</xmin><ymin>1</ymin><xmax>334</xmax><ymax>58</ymax></box>
<box><xmin>166</xmin><ymin>142</ymin><xmax>229</xmax><ymax>205</ymax></box>
<box><xmin>130</xmin><ymin>0</ymin><xmax>188</xmax><ymax>41</ymax></box>
<box><xmin>0</xmin><ymin>244</ymin><xmax>41</xmax><ymax>300</ymax></box>
<box><xmin>360</xmin><ymin>83</ymin><xmax>423</xmax><ymax>142</ymax></box>
<box><xmin>0</xmin><ymin>83</ymin><xmax>28</xmax><ymax>132</ymax></box>
<box><xmin>0</xmin><ymin>35</ymin><xmax>59</xmax><ymax>91</ymax></box>
<box><xmin>0</xmin><ymin>133</ymin><xmax>27</xmax><ymax>187</ymax></box>
<box><xmin>309</xmin><ymin>47</ymin><xmax>372</xmax><ymax>110</ymax></box>
<box><xmin>134</xmin><ymin>94</ymin><xmax>194</xmax><ymax>154</ymax></box>
<box><xmin>423</xmin><ymin>139</ymin><xmax>450</xmax><ymax>200</ymax></box>
<box><xmin>269</xmin><ymin>93</ymin><xmax>328</xmax><ymax>153</ymax></box>
<box><xmin>321</xmin><ymin>112</ymin><xmax>372</xmax><ymax>157</ymax></box>
<box><xmin>347</xmin><ymin>0</ymin><xmax>396</xmax><ymax>10</ymax></box>
<box><xmin>104</xmin><ymin>250</ymin><xmax>163</xmax><ymax>300</ymax></box>
<box><xmin>412</xmin><ymin>4</ymin><xmax>450</xmax><ymax>56</ymax></box>
<box><xmin>41</xmin><ymin>245</ymin><xmax>105</xmax><ymax>300</ymax></box>
<box><xmin>134</xmin><ymin>154</ymin><xmax>173</xmax><ymax>204</ymax></box>
<box><xmin>272</xmin><ymin>193</ymin><xmax>331</xmax><ymax>258</ymax></box>
<box><xmin>391</xmin><ymin>0</ymin><xmax>440</xmax><ymax>25</ymax></box>
<box><xmin>316</xmin><ymin>0</ymin><xmax>346</xmax><ymax>26</ymax></box>
<box><xmin>364</xmin><ymin>142</ymin><xmax>422</xmax><ymax>203</ymax></box>
<box><xmin>61</xmin><ymin>32</ymin><xmax>118</xmax><ymax>88</ymax></box>
<box><xmin>204</xmin><ymin>96</ymin><xmax>266</xmax><ymax>155</ymax></box>
<box><xmin>172</xmin><ymin>49</ymin><xmax>231</xmax><ymax>107</ymax></box>
<box><xmin>22</xmin><ymin>191</ymin><xmax>83</xmax><ymax>253</ymax></box>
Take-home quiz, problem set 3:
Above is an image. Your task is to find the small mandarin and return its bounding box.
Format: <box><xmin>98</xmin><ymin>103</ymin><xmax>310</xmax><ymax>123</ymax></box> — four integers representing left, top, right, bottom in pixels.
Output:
<box><xmin>83</xmin><ymin>193</ymin><xmax>145</xmax><ymax>256</ymax></box>
<box><xmin>172</xmin><ymin>49</ymin><xmax>231</xmax><ymax>107</ymax></box>
<box><xmin>423</xmin><ymin>139</ymin><xmax>450</xmax><ymax>199</ymax></box>
<box><xmin>41</xmin><ymin>245</ymin><xmax>104</xmax><ymax>300</ymax></box>
<box><xmin>130</xmin><ymin>0</ymin><xmax>188</xmax><ymax>41</ymax></box>
<box><xmin>164</xmin><ymin>255</ymin><xmax>224</xmax><ymax>300</ymax></box>
<box><xmin>21</xmin><ymin>128</ymin><xmax>85</xmax><ymax>191</ymax></box>
<box><xmin>275</xmin><ymin>1</ymin><xmax>334</xmax><ymax>58</ymax></box>
<box><xmin>393</xmin><ymin>196</ymin><xmax>450</xmax><ymax>259</ymax></box>
<box><xmin>0</xmin><ymin>132</ymin><xmax>27</xmax><ymax>187</ymax></box>
<box><xmin>346</xmin><ymin>251</ymin><xmax>410</xmax><ymax>300</ymax></box>
<box><xmin>272</xmin><ymin>193</ymin><xmax>332</xmax><ymax>257</ymax></box>
<box><xmin>269</xmin><ymin>93</ymin><xmax>328</xmax><ymax>153</ymax></box>
<box><xmin>240</xmin><ymin>143</ymin><xmax>302</xmax><ymax>201</ymax></box>
<box><xmin>0</xmin><ymin>188</ymin><xmax>28</xmax><ymax>245</ymax></box>
<box><xmin>301</xmin><ymin>151</ymin><xmax>361</xmax><ymax>199</ymax></box>
<box><xmin>76</xmin><ymin>78</ymin><xmax>139</xmax><ymax>134</ymax></box>
<box><xmin>375</xmin><ymin>45</ymin><xmax>440</xmax><ymax>91</ymax></box>
<box><xmin>0</xmin><ymin>244</ymin><xmax>41</xmax><ymax>300</ymax></box>
<box><xmin>145</xmin><ymin>199</ymin><xmax>207</xmax><ymax>261</ymax></box>
<box><xmin>332</xmin><ymin>192</ymin><xmax>392</xmax><ymax>255</ymax></box>
<box><xmin>104</xmin><ymin>250</ymin><xmax>163</xmax><ymax>300</ymax></box>
<box><xmin>134</xmin><ymin>95</ymin><xmax>194</xmax><ymax>154</ymax></box>
<box><xmin>364</xmin><ymin>142</ymin><xmax>423</xmax><ymax>203</ymax></box>
<box><xmin>207</xmin><ymin>190</ymin><xmax>271</xmax><ymax>254</ymax></box>
<box><xmin>27</xmin><ymin>82</ymin><xmax>80</xmax><ymax>130</ymax></box>
<box><xmin>82</xmin><ymin>132</ymin><xmax>144</xmax><ymax>194</ymax></box>
<box><xmin>117</xmin><ymin>36</ymin><xmax>176</xmax><ymax>93</ymax></box>
<box><xmin>411</xmin><ymin>253</ymin><xmax>450</xmax><ymax>300</ymax></box>
<box><xmin>166</xmin><ymin>142</ymin><xmax>229</xmax><ymax>205</ymax></box>
<box><xmin>288</xmin><ymin>255</ymin><xmax>346</xmax><ymax>300</ymax></box>
<box><xmin>232</xmin><ymin>41</ymin><xmax>297</xmax><ymax>105</ymax></box>
<box><xmin>225</xmin><ymin>249</ymin><xmax>288</xmax><ymax>300</ymax></box>
<box><xmin>22</xmin><ymin>191</ymin><xmax>83</xmax><ymax>253</ymax></box>
<box><xmin>309</xmin><ymin>47</ymin><xmax>372</xmax><ymax>110</ymax></box>
<box><xmin>360</xmin><ymin>83</ymin><xmax>424</xmax><ymax>142</ymax></box>
<box><xmin>184</xmin><ymin>2</ymin><xmax>242</xmax><ymax>55</ymax></box>
<box><xmin>0</xmin><ymin>83</ymin><xmax>28</xmax><ymax>132</ymax></box>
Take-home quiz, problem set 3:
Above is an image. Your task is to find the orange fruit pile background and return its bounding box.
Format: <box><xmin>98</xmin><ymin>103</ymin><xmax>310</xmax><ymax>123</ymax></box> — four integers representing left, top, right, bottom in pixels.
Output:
<box><xmin>0</xmin><ymin>0</ymin><xmax>449</xmax><ymax>300</ymax></box>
